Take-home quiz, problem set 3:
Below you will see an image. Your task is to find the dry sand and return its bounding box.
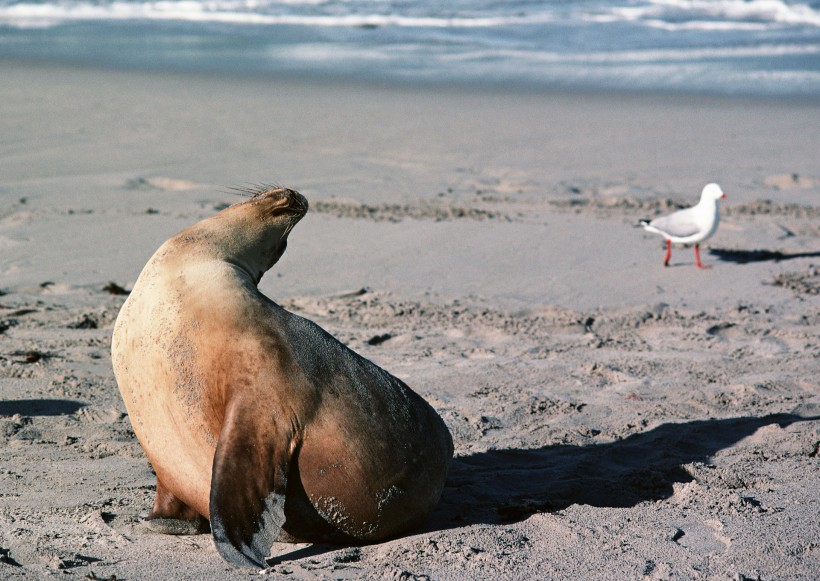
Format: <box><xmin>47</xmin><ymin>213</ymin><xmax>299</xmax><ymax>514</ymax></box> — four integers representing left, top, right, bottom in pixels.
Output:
<box><xmin>1</xmin><ymin>60</ymin><xmax>819</xmax><ymax>580</ymax></box>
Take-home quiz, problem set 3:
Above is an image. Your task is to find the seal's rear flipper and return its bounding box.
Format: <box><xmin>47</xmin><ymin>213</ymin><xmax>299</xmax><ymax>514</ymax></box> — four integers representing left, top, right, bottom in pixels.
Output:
<box><xmin>209</xmin><ymin>402</ymin><xmax>292</xmax><ymax>568</ymax></box>
<box><xmin>144</xmin><ymin>477</ymin><xmax>210</xmax><ymax>535</ymax></box>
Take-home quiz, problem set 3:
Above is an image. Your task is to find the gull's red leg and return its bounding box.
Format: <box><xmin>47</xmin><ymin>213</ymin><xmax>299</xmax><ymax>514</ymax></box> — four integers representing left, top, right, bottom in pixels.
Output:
<box><xmin>663</xmin><ymin>239</ymin><xmax>672</xmax><ymax>267</ymax></box>
<box><xmin>695</xmin><ymin>243</ymin><xmax>710</xmax><ymax>269</ymax></box>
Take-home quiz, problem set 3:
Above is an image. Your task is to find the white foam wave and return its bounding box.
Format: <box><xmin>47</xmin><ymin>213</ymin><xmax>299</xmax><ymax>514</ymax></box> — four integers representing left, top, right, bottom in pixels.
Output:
<box><xmin>2</xmin><ymin>0</ymin><xmax>818</xmax><ymax>30</ymax></box>
<box><xmin>0</xmin><ymin>1</ymin><xmax>556</xmax><ymax>29</ymax></box>
<box><xmin>596</xmin><ymin>0</ymin><xmax>820</xmax><ymax>29</ymax></box>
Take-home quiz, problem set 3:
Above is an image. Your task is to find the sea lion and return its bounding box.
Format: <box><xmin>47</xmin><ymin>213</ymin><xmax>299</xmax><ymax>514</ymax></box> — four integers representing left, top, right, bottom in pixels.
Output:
<box><xmin>111</xmin><ymin>187</ymin><xmax>453</xmax><ymax>568</ymax></box>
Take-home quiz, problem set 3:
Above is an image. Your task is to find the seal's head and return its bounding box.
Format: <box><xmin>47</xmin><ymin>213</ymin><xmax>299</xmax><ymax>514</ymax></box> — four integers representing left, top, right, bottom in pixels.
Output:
<box><xmin>171</xmin><ymin>186</ymin><xmax>308</xmax><ymax>284</ymax></box>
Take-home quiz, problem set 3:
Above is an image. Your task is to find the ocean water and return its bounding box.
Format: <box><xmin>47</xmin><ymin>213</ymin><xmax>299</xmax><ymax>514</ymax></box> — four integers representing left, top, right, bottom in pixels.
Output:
<box><xmin>1</xmin><ymin>0</ymin><xmax>819</xmax><ymax>95</ymax></box>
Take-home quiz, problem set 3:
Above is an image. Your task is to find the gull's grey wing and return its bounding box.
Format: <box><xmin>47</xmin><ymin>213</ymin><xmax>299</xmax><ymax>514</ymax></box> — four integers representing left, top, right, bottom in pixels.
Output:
<box><xmin>648</xmin><ymin>209</ymin><xmax>701</xmax><ymax>238</ymax></box>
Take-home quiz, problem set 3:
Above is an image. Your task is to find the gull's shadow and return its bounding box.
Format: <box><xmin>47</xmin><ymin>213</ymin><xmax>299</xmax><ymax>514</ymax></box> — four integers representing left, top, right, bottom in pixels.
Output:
<box><xmin>427</xmin><ymin>413</ymin><xmax>818</xmax><ymax>530</ymax></box>
<box><xmin>0</xmin><ymin>399</ymin><xmax>86</xmax><ymax>417</ymax></box>
<box><xmin>709</xmin><ymin>248</ymin><xmax>820</xmax><ymax>264</ymax></box>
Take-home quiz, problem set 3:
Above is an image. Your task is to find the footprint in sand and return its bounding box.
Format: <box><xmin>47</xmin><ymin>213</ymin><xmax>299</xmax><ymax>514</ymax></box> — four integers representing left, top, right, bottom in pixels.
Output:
<box><xmin>763</xmin><ymin>173</ymin><xmax>820</xmax><ymax>190</ymax></box>
<box><xmin>669</xmin><ymin>519</ymin><xmax>731</xmax><ymax>554</ymax></box>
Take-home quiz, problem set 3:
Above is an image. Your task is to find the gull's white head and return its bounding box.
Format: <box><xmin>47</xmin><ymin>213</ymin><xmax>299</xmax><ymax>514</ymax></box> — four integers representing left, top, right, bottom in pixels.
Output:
<box><xmin>701</xmin><ymin>183</ymin><xmax>726</xmax><ymax>202</ymax></box>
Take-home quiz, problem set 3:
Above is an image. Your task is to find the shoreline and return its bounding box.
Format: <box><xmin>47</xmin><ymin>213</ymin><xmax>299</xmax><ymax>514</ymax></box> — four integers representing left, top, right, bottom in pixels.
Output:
<box><xmin>4</xmin><ymin>54</ymin><xmax>820</xmax><ymax>104</ymax></box>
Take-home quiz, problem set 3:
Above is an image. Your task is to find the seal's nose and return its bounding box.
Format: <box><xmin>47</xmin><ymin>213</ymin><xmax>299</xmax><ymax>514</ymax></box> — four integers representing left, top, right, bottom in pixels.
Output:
<box><xmin>283</xmin><ymin>188</ymin><xmax>309</xmax><ymax>218</ymax></box>
<box><xmin>251</xmin><ymin>186</ymin><xmax>308</xmax><ymax>222</ymax></box>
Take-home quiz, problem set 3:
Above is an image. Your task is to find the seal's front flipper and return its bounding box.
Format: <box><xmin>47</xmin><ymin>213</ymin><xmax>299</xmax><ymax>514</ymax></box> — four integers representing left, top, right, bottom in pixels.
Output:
<box><xmin>209</xmin><ymin>401</ymin><xmax>293</xmax><ymax>568</ymax></box>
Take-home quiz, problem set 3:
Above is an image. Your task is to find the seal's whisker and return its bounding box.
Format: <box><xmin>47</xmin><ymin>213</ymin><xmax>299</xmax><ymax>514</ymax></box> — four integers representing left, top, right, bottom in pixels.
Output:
<box><xmin>228</xmin><ymin>182</ymin><xmax>287</xmax><ymax>199</ymax></box>
<box><xmin>224</xmin><ymin>183</ymin><xmax>274</xmax><ymax>198</ymax></box>
<box><xmin>220</xmin><ymin>187</ymin><xmax>255</xmax><ymax>198</ymax></box>
<box><xmin>282</xmin><ymin>221</ymin><xmax>297</xmax><ymax>237</ymax></box>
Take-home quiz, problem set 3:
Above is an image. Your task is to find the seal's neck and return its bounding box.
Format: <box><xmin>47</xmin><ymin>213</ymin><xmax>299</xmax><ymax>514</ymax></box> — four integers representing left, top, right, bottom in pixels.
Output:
<box><xmin>180</xmin><ymin>214</ymin><xmax>291</xmax><ymax>287</ymax></box>
<box><xmin>224</xmin><ymin>226</ymin><xmax>289</xmax><ymax>286</ymax></box>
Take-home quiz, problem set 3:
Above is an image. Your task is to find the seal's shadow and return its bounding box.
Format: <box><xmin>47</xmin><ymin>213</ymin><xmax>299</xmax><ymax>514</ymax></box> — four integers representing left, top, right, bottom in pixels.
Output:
<box><xmin>427</xmin><ymin>413</ymin><xmax>817</xmax><ymax>531</ymax></box>
<box><xmin>709</xmin><ymin>248</ymin><xmax>820</xmax><ymax>264</ymax></box>
<box><xmin>0</xmin><ymin>399</ymin><xmax>86</xmax><ymax>417</ymax></box>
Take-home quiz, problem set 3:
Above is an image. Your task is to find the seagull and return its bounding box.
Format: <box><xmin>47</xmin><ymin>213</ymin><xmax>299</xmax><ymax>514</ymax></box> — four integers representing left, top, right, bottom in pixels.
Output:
<box><xmin>639</xmin><ymin>183</ymin><xmax>726</xmax><ymax>268</ymax></box>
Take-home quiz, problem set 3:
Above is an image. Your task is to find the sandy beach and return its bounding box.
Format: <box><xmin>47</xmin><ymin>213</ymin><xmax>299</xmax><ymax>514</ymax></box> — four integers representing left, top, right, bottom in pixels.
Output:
<box><xmin>1</xmin><ymin>59</ymin><xmax>819</xmax><ymax>580</ymax></box>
